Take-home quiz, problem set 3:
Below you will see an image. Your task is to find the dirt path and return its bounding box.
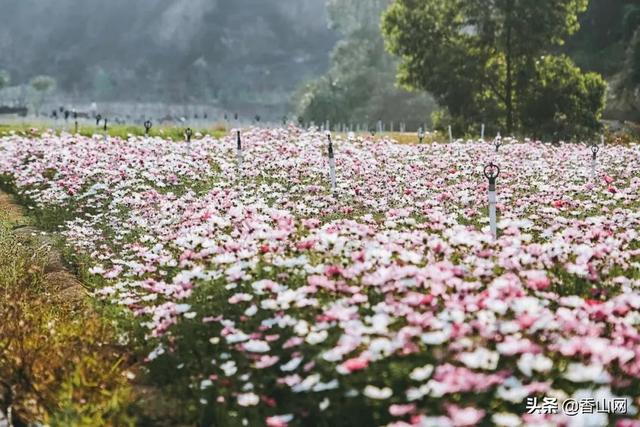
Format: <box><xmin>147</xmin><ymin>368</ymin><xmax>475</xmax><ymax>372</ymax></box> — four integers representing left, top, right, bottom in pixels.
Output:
<box><xmin>0</xmin><ymin>190</ymin><xmax>84</xmax><ymax>298</ymax></box>
<box><xmin>0</xmin><ymin>190</ymin><xmax>185</xmax><ymax>426</ymax></box>
<box><xmin>0</xmin><ymin>192</ymin><xmax>24</xmax><ymax>224</ymax></box>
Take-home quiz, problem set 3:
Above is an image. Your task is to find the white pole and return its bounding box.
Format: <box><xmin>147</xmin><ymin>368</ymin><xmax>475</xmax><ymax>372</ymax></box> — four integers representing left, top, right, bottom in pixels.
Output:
<box><xmin>327</xmin><ymin>133</ymin><xmax>336</xmax><ymax>195</ymax></box>
<box><xmin>591</xmin><ymin>145</ymin><xmax>599</xmax><ymax>181</ymax></box>
<box><xmin>329</xmin><ymin>157</ymin><xmax>336</xmax><ymax>193</ymax></box>
<box><xmin>236</xmin><ymin>130</ymin><xmax>243</xmax><ymax>173</ymax></box>
<box><xmin>489</xmin><ymin>189</ymin><xmax>497</xmax><ymax>239</ymax></box>
<box><xmin>481</xmin><ymin>123</ymin><xmax>485</xmax><ymax>141</ymax></box>
<box><xmin>448</xmin><ymin>125</ymin><xmax>453</xmax><ymax>144</ymax></box>
<box><xmin>484</xmin><ymin>164</ymin><xmax>500</xmax><ymax>240</ymax></box>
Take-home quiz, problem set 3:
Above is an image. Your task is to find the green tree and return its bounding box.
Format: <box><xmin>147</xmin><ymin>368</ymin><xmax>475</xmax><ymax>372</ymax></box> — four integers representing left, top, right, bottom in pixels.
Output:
<box><xmin>382</xmin><ymin>0</ymin><xmax>603</xmax><ymax>138</ymax></box>
<box><xmin>0</xmin><ymin>70</ymin><xmax>9</xmax><ymax>90</ymax></box>
<box><xmin>30</xmin><ymin>75</ymin><xmax>57</xmax><ymax>115</ymax></box>
<box><xmin>520</xmin><ymin>55</ymin><xmax>606</xmax><ymax>139</ymax></box>
<box><xmin>296</xmin><ymin>0</ymin><xmax>436</xmax><ymax>129</ymax></box>
<box><xmin>30</xmin><ymin>75</ymin><xmax>56</xmax><ymax>93</ymax></box>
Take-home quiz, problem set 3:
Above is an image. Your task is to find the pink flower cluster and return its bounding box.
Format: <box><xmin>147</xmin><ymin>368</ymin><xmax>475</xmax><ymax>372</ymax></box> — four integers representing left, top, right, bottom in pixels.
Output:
<box><xmin>1</xmin><ymin>128</ymin><xmax>639</xmax><ymax>426</ymax></box>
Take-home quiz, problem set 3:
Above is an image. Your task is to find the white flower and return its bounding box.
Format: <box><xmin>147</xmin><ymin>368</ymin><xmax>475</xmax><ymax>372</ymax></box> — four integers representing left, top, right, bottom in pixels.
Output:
<box><xmin>409</xmin><ymin>364</ymin><xmax>434</xmax><ymax>382</ymax></box>
<box><xmin>220</xmin><ymin>361</ymin><xmax>237</xmax><ymax>376</ymax></box>
<box><xmin>291</xmin><ymin>374</ymin><xmax>320</xmax><ymax>393</ymax></box>
<box><xmin>237</xmin><ymin>392</ymin><xmax>259</xmax><ymax>407</ymax></box>
<box><xmin>363</xmin><ymin>385</ymin><xmax>393</xmax><ymax>400</ymax></box>
<box><xmin>244</xmin><ymin>305</ymin><xmax>258</xmax><ymax>316</ymax></box>
<box><xmin>369</xmin><ymin>337</ymin><xmax>393</xmax><ymax>359</ymax></box>
<box><xmin>425</xmin><ymin>379</ymin><xmax>449</xmax><ymax>398</ymax></box>
<box><xmin>306</xmin><ymin>330</ymin><xmax>328</xmax><ymax>345</ymax></box>
<box><xmin>369</xmin><ymin>313</ymin><xmax>390</xmax><ymax>333</ymax></box>
<box><xmin>497</xmin><ymin>377</ymin><xmax>529</xmax><ymax>403</ymax></box>
<box><xmin>564</xmin><ymin>363</ymin><xmax>611</xmax><ymax>384</ymax></box>
<box><xmin>406</xmin><ymin>385</ymin><xmax>429</xmax><ymax>401</ymax></box>
<box><xmin>280</xmin><ymin>357</ymin><xmax>303</xmax><ymax>372</ymax></box>
<box><xmin>226</xmin><ymin>332</ymin><xmax>249</xmax><ymax>344</ymax></box>
<box><xmin>319</xmin><ymin>398</ymin><xmax>330</xmax><ymax>411</ymax></box>
<box><xmin>517</xmin><ymin>353</ymin><xmax>553</xmax><ymax>377</ymax></box>
<box><xmin>458</xmin><ymin>348</ymin><xmax>499</xmax><ymax>370</ymax></box>
<box><xmin>147</xmin><ymin>344</ymin><xmax>165</xmax><ymax>361</ymax></box>
<box><xmin>312</xmin><ymin>379</ymin><xmax>339</xmax><ymax>392</ymax></box>
<box><xmin>174</xmin><ymin>303</ymin><xmax>191</xmax><ymax>313</ymax></box>
<box><xmin>244</xmin><ymin>340</ymin><xmax>270</xmax><ymax>353</ymax></box>
<box><xmin>421</xmin><ymin>329</ymin><xmax>451</xmax><ymax>345</ymax></box>
<box><xmin>294</xmin><ymin>320</ymin><xmax>309</xmax><ymax>336</ymax></box>
<box><xmin>492</xmin><ymin>413</ymin><xmax>522</xmax><ymax>427</ymax></box>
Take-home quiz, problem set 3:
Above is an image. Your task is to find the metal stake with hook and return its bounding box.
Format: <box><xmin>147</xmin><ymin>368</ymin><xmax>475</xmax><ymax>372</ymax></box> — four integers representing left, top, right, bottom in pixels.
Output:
<box><xmin>484</xmin><ymin>163</ymin><xmax>501</xmax><ymax>240</ymax></box>
<box><xmin>327</xmin><ymin>133</ymin><xmax>337</xmax><ymax>196</ymax></box>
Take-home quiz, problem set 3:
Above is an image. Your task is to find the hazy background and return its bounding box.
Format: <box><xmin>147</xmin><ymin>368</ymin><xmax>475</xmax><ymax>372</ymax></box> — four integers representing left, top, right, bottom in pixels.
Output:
<box><xmin>0</xmin><ymin>0</ymin><xmax>336</xmax><ymax>120</ymax></box>
<box><xmin>0</xmin><ymin>0</ymin><xmax>638</xmax><ymax>127</ymax></box>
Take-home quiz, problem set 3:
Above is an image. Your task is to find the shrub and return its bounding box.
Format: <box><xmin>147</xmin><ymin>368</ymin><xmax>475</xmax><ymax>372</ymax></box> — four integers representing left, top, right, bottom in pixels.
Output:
<box><xmin>519</xmin><ymin>55</ymin><xmax>607</xmax><ymax>140</ymax></box>
<box><xmin>0</xmin><ymin>219</ymin><xmax>134</xmax><ymax>426</ymax></box>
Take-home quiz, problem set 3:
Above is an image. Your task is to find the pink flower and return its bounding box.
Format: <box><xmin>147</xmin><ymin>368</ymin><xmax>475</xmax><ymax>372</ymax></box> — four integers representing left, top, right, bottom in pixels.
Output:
<box><xmin>389</xmin><ymin>404</ymin><xmax>416</xmax><ymax>417</ymax></box>
<box><xmin>255</xmin><ymin>355</ymin><xmax>279</xmax><ymax>369</ymax></box>
<box><xmin>341</xmin><ymin>357</ymin><xmax>369</xmax><ymax>373</ymax></box>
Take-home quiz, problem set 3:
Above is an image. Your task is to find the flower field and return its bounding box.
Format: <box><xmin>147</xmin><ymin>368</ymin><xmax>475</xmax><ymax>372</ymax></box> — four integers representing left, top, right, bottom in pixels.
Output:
<box><xmin>1</xmin><ymin>128</ymin><xmax>640</xmax><ymax>426</ymax></box>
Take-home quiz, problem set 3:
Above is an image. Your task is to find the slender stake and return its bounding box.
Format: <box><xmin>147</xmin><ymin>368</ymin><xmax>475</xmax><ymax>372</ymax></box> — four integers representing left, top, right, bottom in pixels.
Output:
<box><xmin>591</xmin><ymin>144</ymin><xmax>599</xmax><ymax>180</ymax></box>
<box><xmin>144</xmin><ymin>120</ymin><xmax>152</xmax><ymax>137</ymax></box>
<box><xmin>236</xmin><ymin>130</ymin><xmax>243</xmax><ymax>172</ymax></box>
<box><xmin>448</xmin><ymin>125</ymin><xmax>453</xmax><ymax>144</ymax></box>
<box><xmin>484</xmin><ymin>163</ymin><xmax>501</xmax><ymax>240</ymax></box>
<box><xmin>481</xmin><ymin>123</ymin><xmax>485</xmax><ymax>141</ymax></box>
<box><xmin>327</xmin><ymin>133</ymin><xmax>336</xmax><ymax>195</ymax></box>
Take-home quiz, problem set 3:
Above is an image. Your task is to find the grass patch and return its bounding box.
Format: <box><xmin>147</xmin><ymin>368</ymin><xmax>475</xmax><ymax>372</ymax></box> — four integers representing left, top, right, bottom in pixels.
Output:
<box><xmin>0</xmin><ymin>214</ymin><xmax>136</xmax><ymax>426</ymax></box>
<box><xmin>0</xmin><ymin>122</ymin><xmax>229</xmax><ymax>141</ymax></box>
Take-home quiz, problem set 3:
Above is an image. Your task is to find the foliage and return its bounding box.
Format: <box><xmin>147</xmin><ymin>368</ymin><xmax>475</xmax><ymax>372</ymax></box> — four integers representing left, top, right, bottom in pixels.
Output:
<box><xmin>2</xmin><ymin>130</ymin><xmax>640</xmax><ymax>426</ymax></box>
<box><xmin>0</xmin><ymin>0</ymin><xmax>335</xmax><ymax>111</ymax></box>
<box><xmin>296</xmin><ymin>0</ymin><xmax>436</xmax><ymax>130</ymax></box>
<box><xmin>0</xmin><ymin>70</ymin><xmax>9</xmax><ymax>90</ymax></box>
<box><xmin>382</xmin><ymin>0</ymin><xmax>606</xmax><ymax>138</ymax></box>
<box><xmin>30</xmin><ymin>75</ymin><xmax>56</xmax><ymax>93</ymax></box>
<box><xmin>0</xmin><ymin>217</ymin><xmax>134</xmax><ymax>426</ymax></box>
<box><xmin>519</xmin><ymin>55</ymin><xmax>607</xmax><ymax>140</ymax></box>
<box><xmin>0</xmin><ymin>122</ymin><xmax>229</xmax><ymax>141</ymax></box>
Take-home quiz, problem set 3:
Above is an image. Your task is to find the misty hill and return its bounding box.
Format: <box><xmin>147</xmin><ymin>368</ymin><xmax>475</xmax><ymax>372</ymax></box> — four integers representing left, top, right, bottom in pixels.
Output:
<box><xmin>0</xmin><ymin>0</ymin><xmax>336</xmax><ymax>115</ymax></box>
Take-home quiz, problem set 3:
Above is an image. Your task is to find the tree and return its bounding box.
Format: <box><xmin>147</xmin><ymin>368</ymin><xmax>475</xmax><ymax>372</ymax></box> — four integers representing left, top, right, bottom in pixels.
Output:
<box><xmin>296</xmin><ymin>0</ymin><xmax>436</xmax><ymax>130</ymax></box>
<box><xmin>0</xmin><ymin>70</ymin><xmax>9</xmax><ymax>90</ymax></box>
<box><xmin>382</xmin><ymin>0</ymin><xmax>604</xmax><ymax>138</ymax></box>
<box><xmin>30</xmin><ymin>75</ymin><xmax>56</xmax><ymax>115</ymax></box>
<box><xmin>30</xmin><ymin>75</ymin><xmax>56</xmax><ymax>93</ymax></box>
<box><xmin>520</xmin><ymin>55</ymin><xmax>606</xmax><ymax>139</ymax></box>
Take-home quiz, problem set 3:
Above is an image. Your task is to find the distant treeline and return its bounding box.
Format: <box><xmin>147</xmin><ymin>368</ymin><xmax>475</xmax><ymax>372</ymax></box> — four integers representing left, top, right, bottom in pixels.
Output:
<box><xmin>0</xmin><ymin>0</ymin><xmax>335</xmax><ymax>112</ymax></box>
